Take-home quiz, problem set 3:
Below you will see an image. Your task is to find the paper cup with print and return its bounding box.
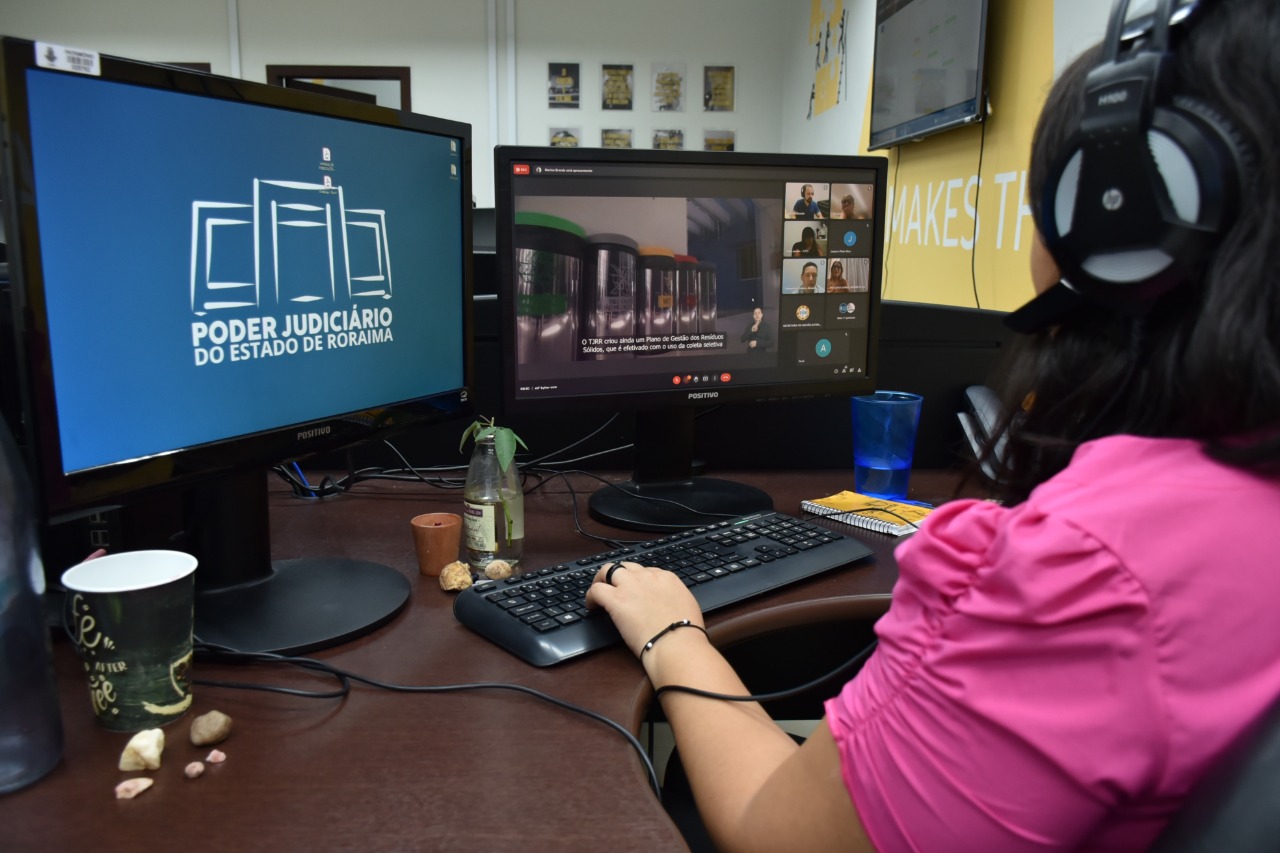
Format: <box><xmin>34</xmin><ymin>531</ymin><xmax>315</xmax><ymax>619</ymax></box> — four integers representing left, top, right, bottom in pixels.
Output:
<box><xmin>61</xmin><ymin>550</ymin><xmax>198</xmax><ymax>732</ymax></box>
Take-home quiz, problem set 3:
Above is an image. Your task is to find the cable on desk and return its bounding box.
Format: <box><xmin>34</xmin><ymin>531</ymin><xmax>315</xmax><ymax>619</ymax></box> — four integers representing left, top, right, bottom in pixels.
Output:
<box><xmin>194</xmin><ymin>638</ymin><xmax>881</xmax><ymax>803</ymax></box>
<box><xmin>276</xmin><ymin>415</ymin><xmax>625</xmax><ymax>499</ymax></box>
<box><xmin>192</xmin><ymin>641</ymin><xmax>663</xmax><ymax>799</ymax></box>
<box><xmin>193</xmin><ymin>642</ymin><xmax>353</xmax><ymax>698</ymax></box>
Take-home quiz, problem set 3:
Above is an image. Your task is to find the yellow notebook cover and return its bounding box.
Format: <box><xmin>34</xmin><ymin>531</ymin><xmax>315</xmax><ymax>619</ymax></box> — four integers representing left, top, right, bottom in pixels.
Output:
<box><xmin>800</xmin><ymin>490</ymin><xmax>932</xmax><ymax>537</ymax></box>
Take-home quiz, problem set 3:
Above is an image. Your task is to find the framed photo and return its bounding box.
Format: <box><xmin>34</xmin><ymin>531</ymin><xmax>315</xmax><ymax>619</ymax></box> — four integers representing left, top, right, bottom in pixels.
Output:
<box><xmin>602</xmin><ymin>128</ymin><xmax>634</xmax><ymax>148</ymax></box>
<box><xmin>601</xmin><ymin>64</ymin><xmax>633</xmax><ymax>110</ymax></box>
<box><xmin>548</xmin><ymin>63</ymin><xmax>580</xmax><ymax>108</ymax></box>
<box><xmin>653</xmin><ymin>129</ymin><xmax>684</xmax><ymax>150</ymax></box>
<box><xmin>703</xmin><ymin>66</ymin><xmax>735</xmax><ymax>112</ymax></box>
<box><xmin>549</xmin><ymin>127</ymin><xmax>581</xmax><ymax>147</ymax></box>
<box><xmin>704</xmin><ymin>130</ymin><xmax>735</xmax><ymax>151</ymax></box>
<box><xmin>651</xmin><ymin>63</ymin><xmax>686</xmax><ymax>112</ymax></box>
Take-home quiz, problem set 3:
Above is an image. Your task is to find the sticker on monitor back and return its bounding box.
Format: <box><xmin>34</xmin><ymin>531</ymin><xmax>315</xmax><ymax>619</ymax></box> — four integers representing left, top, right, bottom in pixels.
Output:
<box><xmin>35</xmin><ymin>42</ymin><xmax>101</xmax><ymax>76</ymax></box>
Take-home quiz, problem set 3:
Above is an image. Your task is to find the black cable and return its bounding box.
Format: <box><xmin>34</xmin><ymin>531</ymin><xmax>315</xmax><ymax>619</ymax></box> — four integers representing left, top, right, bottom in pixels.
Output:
<box><xmin>883</xmin><ymin>145</ymin><xmax>903</xmax><ymax>295</ymax></box>
<box><xmin>192</xmin><ymin>640</ymin><xmax>662</xmax><ymax>798</ymax></box>
<box><xmin>803</xmin><ymin>503</ymin><xmax>922</xmax><ymax>532</ymax></box>
<box><xmin>193</xmin><ymin>633</ymin><xmax>882</xmax><ymax>802</ymax></box>
<box><xmin>652</xmin><ymin>639</ymin><xmax>879</xmax><ymax>704</ymax></box>
<box><xmin>970</xmin><ymin>106</ymin><xmax>988</xmax><ymax>309</ymax></box>
<box><xmin>525</xmin><ymin>466</ymin><xmax>742</xmax><ymax>543</ymax></box>
<box><xmin>193</xmin><ymin>642</ymin><xmax>352</xmax><ymax>699</ymax></box>
<box><xmin>520</xmin><ymin>467</ymin><xmax>628</xmax><ymax>549</ymax></box>
<box><xmin>523</xmin><ymin>413</ymin><xmax>622</xmax><ymax>468</ymax></box>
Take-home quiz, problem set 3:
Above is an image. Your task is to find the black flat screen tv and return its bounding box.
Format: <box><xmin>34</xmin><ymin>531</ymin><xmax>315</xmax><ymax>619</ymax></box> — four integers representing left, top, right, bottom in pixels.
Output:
<box><xmin>868</xmin><ymin>0</ymin><xmax>990</xmax><ymax>150</ymax></box>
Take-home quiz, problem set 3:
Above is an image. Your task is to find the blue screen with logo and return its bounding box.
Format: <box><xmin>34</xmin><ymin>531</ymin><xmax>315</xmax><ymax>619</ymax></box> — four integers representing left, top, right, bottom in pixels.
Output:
<box><xmin>25</xmin><ymin>69</ymin><xmax>466</xmax><ymax>474</ymax></box>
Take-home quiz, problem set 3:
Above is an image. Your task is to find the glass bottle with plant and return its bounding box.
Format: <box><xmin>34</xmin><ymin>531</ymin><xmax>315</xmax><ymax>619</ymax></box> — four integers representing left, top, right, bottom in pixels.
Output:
<box><xmin>460</xmin><ymin>416</ymin><xmax>528</xmax><ymax>573</ymax></box>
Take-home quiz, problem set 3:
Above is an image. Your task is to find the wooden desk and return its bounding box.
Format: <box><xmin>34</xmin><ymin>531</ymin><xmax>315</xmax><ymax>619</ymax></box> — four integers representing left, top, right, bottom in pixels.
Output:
<box><xmin>1</xmin><ymin>469</ymin><xmax>963</xmax><ymax>851</ymax></box>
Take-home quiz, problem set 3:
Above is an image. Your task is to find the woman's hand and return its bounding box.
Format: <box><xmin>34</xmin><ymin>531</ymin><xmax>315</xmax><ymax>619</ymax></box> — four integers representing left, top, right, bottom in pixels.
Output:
<box><xmin>584</xmin><ymin>561</ymin><xmax>704</xmax><ymax>658</ymax></box>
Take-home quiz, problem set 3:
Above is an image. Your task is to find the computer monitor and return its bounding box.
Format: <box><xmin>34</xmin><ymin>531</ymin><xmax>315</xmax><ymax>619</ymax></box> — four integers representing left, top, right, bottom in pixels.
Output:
<box><xmin>0</xmin><ymin>38</ymin><xmax>473</xmax><ymax>653</ymax></box>
<box><xmin>494</xmin><ymin>146</ymin><xmax>887</xmax><ymax>531</ymax></box>
<box><xmin>868</xmin><ymin>0</ymin><xmax>990</xmax><ymax>150</ymax></box>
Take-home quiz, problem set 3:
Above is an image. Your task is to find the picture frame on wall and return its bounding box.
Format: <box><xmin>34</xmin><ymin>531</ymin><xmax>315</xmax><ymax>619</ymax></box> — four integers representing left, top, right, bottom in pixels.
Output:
<box><xmin>601</xmin><ymin>64</ymin><xmax>634</xmax><ymax>110</ymax></box>
<box><xmin>653</xmin><ymin>129</ymin><xmax>684</xmax><ymax>150</ymax></box>
<box><xmin>704</xmin><ymin>130</ymin><xmax>735</xmax><ymax>151</ymax></box>
<box><xmin>703</xmin><ymin>66</ymin><xmax>735</xmax><ymax>112</ymax></box>
<box><xmin>549</xmin><ymin>127</ymin><xmax>581</xmax><ymax>147</ymax></box>
<box><xmin>602</xmin><ymin>128</ymin><xmax>634</xmax><ymax>148</ymax></box>
<box><xmin>650</xmin><ymin>63</ymin><xmax>685</xmax><ymax>112</ymax></box>
<box><xmin>548</xmin><ymin>63</ymin><xmax>580</xmax><ymax>108</ymax></box>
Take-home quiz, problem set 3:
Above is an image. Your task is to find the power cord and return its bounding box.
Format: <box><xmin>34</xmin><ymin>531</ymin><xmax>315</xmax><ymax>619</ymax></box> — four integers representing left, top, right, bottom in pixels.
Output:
<box><xmin>883</xmin><ymin>145</ymin><xmax>903</xmax><ymax>298</ymax></box>
<box><xmin>970</xmin><ymin>110</ymin><xmax>988</xmax><ymax>309</ymax></box>
<box><xmin>193</xmin><ymin>635</ymin><xmax>882</xmax><ymax>800</ymax></box>
<box><xmin>652</xmin><ymin>638</ymin><xmax>879</xmax><ymax>704</ymax></box>
<box><xmin>193</xmin><ymin>639</ymin><xmax>662</xmax><ymax>798</ymax></box>
<box><xmin>802</xmin><ymin>503</ymin><xmax>923</xmax><ymax>532</ymax></box>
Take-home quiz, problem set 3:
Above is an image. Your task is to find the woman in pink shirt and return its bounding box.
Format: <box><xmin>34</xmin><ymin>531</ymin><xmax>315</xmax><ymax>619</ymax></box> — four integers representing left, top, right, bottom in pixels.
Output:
<box><xmin>586</xmin><ymin>0</ymin><xmax>1280</xmax><ymax>849</ymax></box>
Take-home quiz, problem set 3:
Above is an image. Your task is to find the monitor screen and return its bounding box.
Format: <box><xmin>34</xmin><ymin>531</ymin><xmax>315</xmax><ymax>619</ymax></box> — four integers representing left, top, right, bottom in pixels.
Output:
<box><xmin>868</xmin><ymin>0</ymin><xmax>990</xmax><ymax>151</ymax></box>
<box><xmin>494</xmin><ymin>146</ymin><xmax>887</xmax><ymax>531</ymax></box>
<box><xmin>1</xmin><ymin>39</ymin><xmax>473</xmax><ymax>652</ymax></box>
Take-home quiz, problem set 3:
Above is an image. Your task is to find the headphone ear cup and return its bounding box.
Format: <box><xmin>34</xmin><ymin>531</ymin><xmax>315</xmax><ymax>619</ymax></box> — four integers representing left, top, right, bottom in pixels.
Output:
<box><xmin>1040</xmin><ymin>96</ymin><xmax>1246</xmax><ymax>309</ymax></box>
<box><xmin>1166</xmin><ymin>94</ymin><xmax>1250</xmax><ymax>220</ymax></box>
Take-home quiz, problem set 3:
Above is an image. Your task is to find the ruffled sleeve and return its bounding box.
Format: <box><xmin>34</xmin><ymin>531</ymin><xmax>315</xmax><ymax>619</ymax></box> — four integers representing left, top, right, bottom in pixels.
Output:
<box><xmin>824</xmin><ymin>499</ymin><xmax>1167</xmax><ymax>852</ymax></box>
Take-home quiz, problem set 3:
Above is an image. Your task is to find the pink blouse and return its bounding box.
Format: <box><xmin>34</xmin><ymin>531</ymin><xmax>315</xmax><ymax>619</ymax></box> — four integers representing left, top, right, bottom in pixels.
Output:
<box><xmin>825</xmin><ymin>436</ymin><xmax>1280</xmax><ymax>851</ymax></box>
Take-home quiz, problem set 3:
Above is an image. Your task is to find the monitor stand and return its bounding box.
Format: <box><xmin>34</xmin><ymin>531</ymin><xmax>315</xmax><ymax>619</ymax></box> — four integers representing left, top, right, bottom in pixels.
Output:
<box><xmin>588</xmin><ymin>409</ymin><xmax>773</xmax><ymax>533</ymax></box>
<box><xmin>184</xmin><ymin>470</ymin><xmax>409</xmax><ymax>655</ymax></box>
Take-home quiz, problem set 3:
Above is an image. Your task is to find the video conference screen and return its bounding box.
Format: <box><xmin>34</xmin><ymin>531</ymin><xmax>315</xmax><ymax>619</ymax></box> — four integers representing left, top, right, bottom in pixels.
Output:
<box><xmin>23</xmin><ymin>69</ymin><xmax>467</xmax><ymax>474</ymax></box>
<box><xmin>502</xmin><ymin>154</ymin><xmax>882</xmax><ymax>403</ymax></box>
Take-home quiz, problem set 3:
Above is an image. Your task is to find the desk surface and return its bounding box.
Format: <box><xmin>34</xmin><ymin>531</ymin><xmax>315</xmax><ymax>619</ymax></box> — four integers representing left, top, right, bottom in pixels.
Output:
<box><xmin>2</xmin><ymin>469</ymin><xmax>966</xmax><ymax>851</ymax></box>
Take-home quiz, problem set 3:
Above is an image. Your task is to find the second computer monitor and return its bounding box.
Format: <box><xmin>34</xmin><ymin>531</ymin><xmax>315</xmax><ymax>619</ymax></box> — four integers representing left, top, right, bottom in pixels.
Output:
<box><xmin>494</xmin><ymin>147</ymin><xmax>888</xmax><ymax>531</ymax></box>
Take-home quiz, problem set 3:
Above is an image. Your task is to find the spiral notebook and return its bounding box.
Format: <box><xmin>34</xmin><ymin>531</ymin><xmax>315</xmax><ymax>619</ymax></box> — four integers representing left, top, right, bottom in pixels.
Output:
<box><xmin>800</xmin><ymin>490</ymin><xmax>933</xmax><ymax>537</ymax></box>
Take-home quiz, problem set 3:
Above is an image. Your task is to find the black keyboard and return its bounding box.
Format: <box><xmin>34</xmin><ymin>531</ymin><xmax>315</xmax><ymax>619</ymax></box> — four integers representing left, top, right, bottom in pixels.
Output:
<box><xmin>452</xmin><ymin>510</ymin><xmax>874</xmax><ymax>666</ymax></box>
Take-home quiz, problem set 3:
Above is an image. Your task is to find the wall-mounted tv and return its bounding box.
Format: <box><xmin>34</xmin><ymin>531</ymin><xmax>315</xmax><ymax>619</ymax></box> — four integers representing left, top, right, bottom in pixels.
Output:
<box><xmin>868</xmin><ymin>0</ymin><xmax>990</xmax><ymax>151</ymax></box>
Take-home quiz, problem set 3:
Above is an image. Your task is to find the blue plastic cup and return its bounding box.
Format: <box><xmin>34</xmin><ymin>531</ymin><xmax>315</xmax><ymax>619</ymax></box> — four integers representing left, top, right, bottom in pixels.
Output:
<box><xmin>851</xmin><ymin>391</ymin><xmax>923</xmax><ymax>500</ymax></box>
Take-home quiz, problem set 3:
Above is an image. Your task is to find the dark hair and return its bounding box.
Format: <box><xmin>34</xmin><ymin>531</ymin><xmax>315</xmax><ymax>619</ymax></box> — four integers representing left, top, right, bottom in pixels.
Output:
<box><xmin>802</xmin><ymin>226</ymin><xmax>816</xmax><ymax>240</ymax></box>
<box><xmin>986</xmin><ymin>0</ymin><xmax>1280</xmax><ymax>505</ymax></box>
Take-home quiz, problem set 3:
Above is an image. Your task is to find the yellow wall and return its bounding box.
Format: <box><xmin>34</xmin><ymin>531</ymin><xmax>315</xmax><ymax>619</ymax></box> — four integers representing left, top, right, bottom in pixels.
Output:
<box><xmin>863</xmin><ymin>0</ymin><xmax>1054</xmax><ymax>311</ymax></box>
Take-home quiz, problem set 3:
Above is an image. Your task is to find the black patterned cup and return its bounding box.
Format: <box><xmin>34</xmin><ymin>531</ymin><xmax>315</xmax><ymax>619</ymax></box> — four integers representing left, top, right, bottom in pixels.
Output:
<box><xmin>61</xmin><ymin>550</ymin><xmax>197</xmax><ymax>732</ymax></box>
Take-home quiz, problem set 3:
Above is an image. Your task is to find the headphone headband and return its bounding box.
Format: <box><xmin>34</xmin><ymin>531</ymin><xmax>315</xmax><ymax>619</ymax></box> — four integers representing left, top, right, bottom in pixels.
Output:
<box><xmin>1007</xmin><ymin>0</ymin><xmax>1245</xmax><ymax>333</ymax></box>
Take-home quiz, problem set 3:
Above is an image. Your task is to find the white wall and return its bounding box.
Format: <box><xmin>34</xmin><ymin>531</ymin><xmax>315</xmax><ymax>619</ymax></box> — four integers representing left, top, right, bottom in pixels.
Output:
<box><xmin>1</xmin><ymin>0</ymin><xmax>231</xmax><ymax>72</ymax></box>
<box><xmin>1053</xmin><ymin>0</ymin><xmax>1114</xmax><ymax>73</ymax></box>
<box><xmin>779</xmin><ymin>0</ymin><xmax>875</xmax><ymax>155</ymax></box>
<box><xmin>2</xmin><ymin>0</ymin><xmax>1119</xmax><ymax>207</ymax></box>
<box><xmin>509</xmin><ymin>0</ymin><xmax>792</xmax><ymax>155</ymax></box>
<box><xmin>236</xmin><ymin>0</ymin><xmax>493</xmax><ymax>198</ymax></box>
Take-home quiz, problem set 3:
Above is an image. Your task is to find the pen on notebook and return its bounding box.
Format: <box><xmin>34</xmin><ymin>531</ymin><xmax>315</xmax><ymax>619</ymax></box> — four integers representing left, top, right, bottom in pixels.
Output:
<box><xmin>895</xmin><ymin>498</ymin><xmax>934</xmax><ymax>508</ymax></box>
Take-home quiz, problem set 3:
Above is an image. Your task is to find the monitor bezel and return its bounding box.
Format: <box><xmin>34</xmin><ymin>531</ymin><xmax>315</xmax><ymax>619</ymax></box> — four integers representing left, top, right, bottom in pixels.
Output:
<box><xmin>0</xmin><ymin>37</ymin><xmax>475</xmax><ymax>522</ymax></box>
<box><xmin>493</xmin><ymin>145</ymin><xmax>888</xmax><ymax>418</ymax></box>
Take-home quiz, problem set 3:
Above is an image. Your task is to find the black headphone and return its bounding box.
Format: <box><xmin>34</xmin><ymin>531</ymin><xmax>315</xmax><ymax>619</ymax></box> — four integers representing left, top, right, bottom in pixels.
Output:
<box><xmin>1038</xmin><ymin>0</ymin><xmax>1248</xmax><ymax>313</ymax></box>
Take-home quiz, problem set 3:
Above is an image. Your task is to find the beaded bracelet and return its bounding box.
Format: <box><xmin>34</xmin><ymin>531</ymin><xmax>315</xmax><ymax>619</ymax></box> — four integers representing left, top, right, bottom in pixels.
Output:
<box><xmin>640</xmin><ymin>619</ymin><xmax>708</xmax><ymax>657</ymax></box>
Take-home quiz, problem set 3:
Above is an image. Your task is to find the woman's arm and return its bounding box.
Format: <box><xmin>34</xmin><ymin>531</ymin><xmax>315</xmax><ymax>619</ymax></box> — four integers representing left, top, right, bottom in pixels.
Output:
<box><xmin>586</xmin><ymin>564</ymin><xmax>874</xmax><ymax>853</ymax></box>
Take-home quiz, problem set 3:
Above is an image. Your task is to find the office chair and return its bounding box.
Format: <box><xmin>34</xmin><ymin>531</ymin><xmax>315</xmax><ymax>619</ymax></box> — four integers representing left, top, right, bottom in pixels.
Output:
<box><xmin>659</xmin><ymin>595</ymin><xmax>891</xmax><ymax>853</ymax></box>
<box><xmin>1149</xmin><ymin>691</ymin><xmax>1280</xmax><ymax>852</ymax></box>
